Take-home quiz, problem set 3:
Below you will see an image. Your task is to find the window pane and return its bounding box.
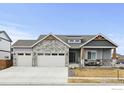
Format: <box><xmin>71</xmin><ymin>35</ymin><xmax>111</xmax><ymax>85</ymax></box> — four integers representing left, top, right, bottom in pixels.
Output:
<box><xmin>59</xmin><ymin>53</ymin><xmax>64</xmax><ymax>56</ymax></box>
<box><xmin>18</xmin><ymin>53</ymin><xmax>24</xmax><ymax>55</ymax></box>
<box><xmin>52</xmin><ymin>53</ymin><xmax>57</xmax><ymax>56</ymax></box>
<box><xmin>45</xmin><ymin>53</ymin><xmax>50</xmax><ymax>56</ymax></box>
<box><xmin>87</xmin><ymin>51</ymin><xmax>97</xmax><ymax>60</ymax></box>
<box><xmin>75</xmin><ymin>39</ymin><xmax>81</xmax><ymax>43</ymax></box>
<box><xmin>68</xmin><ymin>40</ymin><xmax>74</xmax><ymax>43</ymax></box>
<box><xmin>88</xmin><ymin>52</ymin><xmax>91</xmax><ymax>59</ymax></box>
<box><xmin>38</xmin><ymin>53</ymin><xmax>44</xmax><ymax>55</ymax></box>
<box><xmin>25</xmin><ymin>53</ymin><xmax>31</xmax><ymax>56</ymax></box>
<box><xmin>91</xmin><ymin>52</ymin><xmax>96</xmax><ymax>60</ymax></box>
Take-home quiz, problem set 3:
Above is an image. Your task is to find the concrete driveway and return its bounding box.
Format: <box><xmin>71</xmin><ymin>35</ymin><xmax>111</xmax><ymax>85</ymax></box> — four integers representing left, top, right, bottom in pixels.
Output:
<box><xmin>0</xmin><ymin>67</ymin><xmax>68</xmax><ymax>85</ymax></box>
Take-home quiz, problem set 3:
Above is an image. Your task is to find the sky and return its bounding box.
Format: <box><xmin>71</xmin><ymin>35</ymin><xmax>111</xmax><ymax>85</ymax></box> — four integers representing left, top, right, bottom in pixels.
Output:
<box><xmin>0</xmin><ymin>3</ymin><xmax>124</xmax><ymax>54</ymax></box>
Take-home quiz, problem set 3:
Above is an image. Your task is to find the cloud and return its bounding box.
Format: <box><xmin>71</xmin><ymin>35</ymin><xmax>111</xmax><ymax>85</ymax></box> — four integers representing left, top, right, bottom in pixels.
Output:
<box><xmin>0</xmin><ymin>20</ymin><xmax>27</xmax><ymax>28</ymax></box>
<box><xmin>0</xmin><ymin>22</ymin><xmax>37</xmax><ymax>44</ymax></box>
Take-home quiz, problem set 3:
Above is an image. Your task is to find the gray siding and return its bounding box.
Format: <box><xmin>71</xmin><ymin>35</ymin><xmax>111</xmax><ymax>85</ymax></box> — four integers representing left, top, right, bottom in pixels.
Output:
<box><xmin>97</xmin><ymin>49</ymin><xmax>102</xmax><ymax>59</ymax></box>
<box><xmin>84</xmin><ymin>40</ymin><xmax>115</xmax><ymax>46</ymax></box>
<box><xmin>102</xmin><ymin>49</ymin><xmax>111</xmax><ymax>59</ymax></box>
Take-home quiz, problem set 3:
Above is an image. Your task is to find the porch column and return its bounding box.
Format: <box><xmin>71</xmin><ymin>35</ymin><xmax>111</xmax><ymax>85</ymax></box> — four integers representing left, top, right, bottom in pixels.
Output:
<box><xmin>80</xmin><ymin>47</ymin><xmax>84</xmax><ymax>67</ymax></box>
<box><xmin>112</xmin><ymin>48</ymin><xmax>117</xmax><ymax>66</ymax></box>
<box><xmin>112</xmin><ymin>48</ymin><xmax>117</xmax><ymax>59</ymax></box>
<box><xmin>32</xmin><ymin>52</ymin><xmax>35</xmax><ymax>67</ymax></box>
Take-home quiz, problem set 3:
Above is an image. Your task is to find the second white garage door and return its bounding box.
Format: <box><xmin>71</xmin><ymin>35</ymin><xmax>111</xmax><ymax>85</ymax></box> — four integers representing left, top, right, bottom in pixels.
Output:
<box><xmin>17</xmin><ymin>53</ymin><xmax>32</xmax><ymax>66</ymax></box>
<box><xmin>37</xmin><ymin>53</ymin><xmax>65</xmax><ymax>67</ymax></box>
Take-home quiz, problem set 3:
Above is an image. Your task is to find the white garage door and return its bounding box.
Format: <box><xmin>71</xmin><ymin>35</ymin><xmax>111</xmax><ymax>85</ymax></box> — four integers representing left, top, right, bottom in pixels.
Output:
<box><xmin>17</xmin><ymin>53</ymin><xmax>32</xmax><ymax>66</ymax></box>
<box><xmin>37</xmin><ymin>53</ymin><xmax>65</xmax><ymax>67</ymax></box>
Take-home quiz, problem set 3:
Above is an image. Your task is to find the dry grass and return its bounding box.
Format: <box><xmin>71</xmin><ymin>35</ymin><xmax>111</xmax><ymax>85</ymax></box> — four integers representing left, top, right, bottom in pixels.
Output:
<box><xmin>74</xmin><ymin>68</ymin><xmax>118</xmax><ymax>77</ymax></box>
<box><xmin>68</xmin><ymin>79</ymin><xmax>124</xmax><ymax>83</ymax></box>
<box><xmin>118</xmin><ymin>70</ymin><xmax>124</xmax><ymax>78</ymax></box>
<box><xmin>68</xmin><ymin>68</ymin><xmax>124</xmax><ymax>83</ymax></box>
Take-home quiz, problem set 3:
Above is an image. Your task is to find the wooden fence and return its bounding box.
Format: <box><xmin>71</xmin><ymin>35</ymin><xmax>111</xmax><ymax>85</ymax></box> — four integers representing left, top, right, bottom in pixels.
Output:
<box><xmin>0</xmin><ymin>60</ymin><xmax>13</xmax><ymax>70</ymax></box>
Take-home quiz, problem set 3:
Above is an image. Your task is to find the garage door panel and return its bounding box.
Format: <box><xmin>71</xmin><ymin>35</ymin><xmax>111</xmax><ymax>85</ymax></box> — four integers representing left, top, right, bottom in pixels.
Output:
<box><xmin>37</xmin><ymin>55</ymin><xmax>65</xmax><ymax>67</ymax></box>
<box><xmin>17</xmin><ymin>54</ymin><xmax>32</xmax><ymax>66</ymax></box>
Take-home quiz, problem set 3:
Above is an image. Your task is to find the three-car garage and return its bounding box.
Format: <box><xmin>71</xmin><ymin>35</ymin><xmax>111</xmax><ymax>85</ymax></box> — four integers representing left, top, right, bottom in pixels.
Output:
<box><xmin>13</xmin><ymin>34</ymin><xmax>69</xmax><ymax>67</ymax></box>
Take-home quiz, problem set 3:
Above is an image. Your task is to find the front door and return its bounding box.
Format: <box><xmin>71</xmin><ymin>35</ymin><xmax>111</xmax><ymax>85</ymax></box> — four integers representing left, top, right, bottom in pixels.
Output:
<box><xmin>69</xmin><ymin>51</ymin><xmax>76</xmax><ymax>63</ymax></box>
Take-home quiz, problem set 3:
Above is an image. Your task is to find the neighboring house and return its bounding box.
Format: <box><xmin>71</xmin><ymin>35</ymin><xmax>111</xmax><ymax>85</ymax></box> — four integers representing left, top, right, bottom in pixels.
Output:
<box><xmin>12</xmin><ymin>33</ymin><xmax>118</xmax><ymax>67</ymax></box>
<box><xmin>0</xmin><ymin>31</ymin><xmax>12</xmax><ymax>69</ymax></box>
<box><xmin>0</xmin><ymin>31</ymin><xmax>12</xmax><ymax>60</ymax></box>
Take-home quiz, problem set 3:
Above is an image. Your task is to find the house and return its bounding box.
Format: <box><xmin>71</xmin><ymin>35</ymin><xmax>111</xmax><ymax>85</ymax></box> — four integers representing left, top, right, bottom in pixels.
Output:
<box><xmin>0</xmin><ymin>31</ymin><xmax>12</xmax><ymax>69</ymax></box>
<box><xmin>12</xmin><ymin>33</ymin><xmax>118</xmax><ymax>67</ymax></box>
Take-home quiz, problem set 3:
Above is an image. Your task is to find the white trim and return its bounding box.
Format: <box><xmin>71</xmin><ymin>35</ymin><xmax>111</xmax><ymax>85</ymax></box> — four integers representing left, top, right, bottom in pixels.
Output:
<box><xmin>12</xmin><ymin>46</ymin><xmax>32</xmax><ymax>48</ymax></box>
<box><xmin>31</xmin><ymin>33</ymin><xmax>71</xmax><ymax>47</ymax></box>
<box><xmin>86</xmin><ymin>50</ymin><xmax>97</xmax><ymax>60</ymax></box>
<box><xmin>83</xmin><ymin>46</ymin><xmax>116</xmax><ymax>48</ymax></box>
<box><xmin>80</xmin><ymin>34</ymin><xmax>118</xmax><ymax>47</ymax></box>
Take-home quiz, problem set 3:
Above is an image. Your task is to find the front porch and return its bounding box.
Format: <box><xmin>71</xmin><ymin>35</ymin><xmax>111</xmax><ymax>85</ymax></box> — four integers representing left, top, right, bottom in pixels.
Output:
<box><xmin>69</xmin><ymin>48</ymin><xmax>117</xmax><ymax>68</ymax></box>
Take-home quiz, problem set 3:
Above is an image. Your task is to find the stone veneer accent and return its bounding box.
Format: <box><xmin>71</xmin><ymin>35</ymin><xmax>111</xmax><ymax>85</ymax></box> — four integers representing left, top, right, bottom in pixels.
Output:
<box><xmin>33</xmin><ymin>40</ymin><xmax>69</xmax><ymax>53</ymax></box>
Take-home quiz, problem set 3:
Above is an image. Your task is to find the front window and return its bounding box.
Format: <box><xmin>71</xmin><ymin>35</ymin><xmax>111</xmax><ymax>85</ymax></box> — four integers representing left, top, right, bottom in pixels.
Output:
<box><xmin>68</xmin><ymin>39</ymin><xmax>81</xmax><ymax>43</ymax></box>
<box><xmin>87</xmin><ymin>51</ymin><xmax>97</xmax><ymax>60</ymax></box>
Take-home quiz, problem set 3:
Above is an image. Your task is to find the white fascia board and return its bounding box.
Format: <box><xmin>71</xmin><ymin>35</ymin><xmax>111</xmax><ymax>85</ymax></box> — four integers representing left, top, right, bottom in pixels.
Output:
<box><xmin>83</xmin><ymin>46</ymin><xmax>116</xmax><ymax>48</ymax></box>
<box><xmin>12</xmin><ymin>46</ymin><xmax>32</xmax><ymax>48</ymax></box>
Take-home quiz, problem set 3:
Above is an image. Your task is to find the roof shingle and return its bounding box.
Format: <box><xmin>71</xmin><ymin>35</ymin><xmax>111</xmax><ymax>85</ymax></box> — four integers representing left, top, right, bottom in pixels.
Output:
<box><xmin>12</xmin><ymin>40</ymin><xmax>36</xmax><ymax>47</ymax></box>
<box><xmin>12</xmin><ymin>35</ymin><xmax>96</xmax><ymax>47</ymax></box>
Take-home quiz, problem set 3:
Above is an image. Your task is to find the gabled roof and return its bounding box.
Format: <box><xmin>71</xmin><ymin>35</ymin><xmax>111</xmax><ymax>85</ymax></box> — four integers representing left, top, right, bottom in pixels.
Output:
<box><xmin>80</xmin><ymin>34</ymin><xmax>118</xmax><ymax>47</ymax></box>
<box><xmin>31</xmin><ymin>34</ymin><xmax>71</xmax><ymax>47</ymax></box>
<box><xmin>12</xmin><ymin>33</ymin><xmax>118</xmax><ymax>48</ymax></box>
<box><xmin>0</xmin><ymin>31</ymin><xmax>12</xmax><ymax>42</ymax></box>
